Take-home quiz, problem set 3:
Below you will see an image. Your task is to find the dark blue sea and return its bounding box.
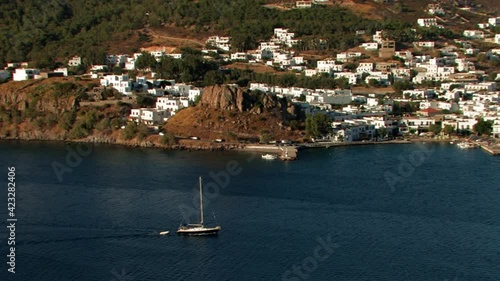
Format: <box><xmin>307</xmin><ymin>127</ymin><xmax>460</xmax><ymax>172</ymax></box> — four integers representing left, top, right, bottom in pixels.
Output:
<box><xmin>0</xmin><ymin>141</ymin><xmax>500</xmax><ymax>281</ymax></box>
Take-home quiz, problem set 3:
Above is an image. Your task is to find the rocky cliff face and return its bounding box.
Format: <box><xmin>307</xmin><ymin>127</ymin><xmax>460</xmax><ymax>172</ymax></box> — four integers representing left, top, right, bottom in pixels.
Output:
<box><xmin>0</xmin><ymin>79</ymin><xmax>79</xmax><ymax>113</ymax></box>
<box><xmin>165</xmin><ymin>85</ymin><xmax>305</xmax><ymax>141</ymax></box>
<box><xmin>200</xmin><ymin>85</ymin><xmax>301</xmax><ymax>119</ymax></box>
<box><xmin>200</xmin><ymin>85</ymin><xmax>250</xmax><ymax>112</ymax></box>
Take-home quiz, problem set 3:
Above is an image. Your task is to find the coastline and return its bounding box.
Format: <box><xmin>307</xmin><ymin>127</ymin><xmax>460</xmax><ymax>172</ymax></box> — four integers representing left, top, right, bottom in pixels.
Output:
<box><xmin>2</xmin><ymin>134</ymin><xmax>498</xmax><ymax>156</ymax></box>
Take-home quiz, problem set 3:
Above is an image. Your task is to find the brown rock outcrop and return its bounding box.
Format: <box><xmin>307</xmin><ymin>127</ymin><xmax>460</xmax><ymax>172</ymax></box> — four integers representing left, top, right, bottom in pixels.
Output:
<box><xmin>200</xmin><ymin>85</ymin><xmax>250</xmax><ymax>112</ymax></box>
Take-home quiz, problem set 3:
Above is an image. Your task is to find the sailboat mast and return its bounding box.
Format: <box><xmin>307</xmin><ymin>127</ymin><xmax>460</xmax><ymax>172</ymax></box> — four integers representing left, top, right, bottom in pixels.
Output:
<box><xmin>199</xmin><ymin>176</ymin><xmax>204</xmax><ymax>225</ymax></box>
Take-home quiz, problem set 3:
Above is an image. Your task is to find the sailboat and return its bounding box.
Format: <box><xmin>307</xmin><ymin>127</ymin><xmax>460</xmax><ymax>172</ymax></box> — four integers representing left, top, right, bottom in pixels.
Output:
<box><xmin>177</xmin><ymin>177</ymin><xmax>221</xmax><ymax>236</ymax></box>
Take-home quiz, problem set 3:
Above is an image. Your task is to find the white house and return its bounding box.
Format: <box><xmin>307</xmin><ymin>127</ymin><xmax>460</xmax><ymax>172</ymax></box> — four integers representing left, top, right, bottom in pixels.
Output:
<box><xmin>456</xmin><ymin>118</ymin><xmax>477</xmax><ymax>132</ymax></box>
<box><xmin>492</xmin><ymin>120</ymin><xmax>500</xmax><ymax>138</ymax></box>
<box><xmin>332</xmin><ymin>120</ymin><xmax>376</xmax><ymax>142</ymax></box>
<box><xmin>427</xmin><ymin>4</ymin><xmax>444</xmax><ymax>15</ymax></box>
<box><xmin>13</xmin><ymin>69</ymin><xmax>40</xmax><ymax>81</ymax></box>
<box><xmin>373</xmin><ymin>31</ymin><xmax>384</xmax><ymax>44</ymax></box>
<box><xmin>334</xmin><ymin>72</ymin><xmax>358</xmax><ymax>85</ymax></box>
<box><xmin>463</xmin><ymin>30</ymin><xmax>485</xmax><ymax>39</ymax></box>
<box><xmin>296</xmin><ymin>1</ymin><xmax>312</xmax><ymax>8</ymax></box>
<box><xmin>495</xmin><ymin>34</ymin><xmax>500</xmax><ymax>44</ymax></box>
<box><xmin>68</xmin><ymin>56</ymin><xmax>82</xmax><ymax>67</ymax></box>
<box><xmin>417</xmin><ymin>18</ymin><xmax>438</xmax><ymax>27</ymax></box>
<box><xmin>167</xmin><ymin>53</ymin><xmax>183</xmax><ymax>59</ymax></box>
<box><xmin>231</xmin><ymin>52</ymin><xmax>247</xmax><ymax>61</ymax></box>
<box><xmin>464</xmin><ymin>82</ymin><xmax>496</xmax><ymax>92</ymax></box>
<box><xmin>303</xmin><ymin>69</ymin><xmax>317</xmax><ymax>77</ymax></box>
<box><xmin>129</xmin><ymin>108</ymin><xmax>169</xmax><ymax>125</ymax></box>
<box><xmin>488</xmin><ymin>17</ymin><xmax>500</xmax><ymax>27</ymax></box>
<box><xmin>416</xmin><ymin>41</ymin><xmax>435</xmax><ymax>48</ymax></box>
<box><xmin>206</xmin><ymin>36</ymin><xmax>231</xmax><ymax>51</ymax></box>
<box><xmin>156</xmin><ymin>97</ymin><xmax>189</xmax><ymax>113</ymax></box>
<box><xmin>317</xmin><ymin>60</ymin><xmax>342</xmax><ymax>74</ymax></box>
<box><xmin>367</xmin><ymin>97</ymin><xmax>379</xmax><ymax>107</ymax></box>
<box><xmin>106</xmin><ymin>54</ymin><xmax>128</xmax><ymax>66</ymax></box>
<box><xmin>90</xmin><ymin>65</ymin><xmax>107</xmax><ymax>72</ymax></box>
<box><xmin>360</xmin><ymin>42</ymin><xmax>379</xmax><ymax>51</ymax></box>
<box><xmin>100</xmin><ymin>75</ymin><xmax>132</xmax><ymax>95</ymax></box>
<box><xmin>188</xmin><ymin>88</ymin><xmax>202</xmax><ymax>101</ymax></box>
<box><xmin>356</xmin><ymin>63</ymin><xmax>373</xmax><ymax>74</ymax></box>
<box><xmin>401</xmin><ymin>117</ymin><xmax>435</xmax><ymax>130</ymax></box>
<box><xmin>478</xmin><ymin>23</ymin><xmax>490</xmax><ymax>29</ymax></box>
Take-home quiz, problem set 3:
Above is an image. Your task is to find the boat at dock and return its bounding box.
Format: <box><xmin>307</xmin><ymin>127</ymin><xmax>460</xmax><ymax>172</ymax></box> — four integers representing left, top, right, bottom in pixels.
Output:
<box><xmin>279</xmin><ymin>146</ymin><xmax>298</xmax><ymax>161</ymax></box>
<box><xmin>177</xmin><ymin>177</ymin><xmax>221</xmax><ymax>236</ymax></box>
<box><xmin>457</xmin><ymin>142</ymin><xmax>477</xmax><ymax>149</ymax></box>
<box><xmin>261</xmin><ymin>154</ymin><xmax>277</xmax><ymax>160</ymax></box>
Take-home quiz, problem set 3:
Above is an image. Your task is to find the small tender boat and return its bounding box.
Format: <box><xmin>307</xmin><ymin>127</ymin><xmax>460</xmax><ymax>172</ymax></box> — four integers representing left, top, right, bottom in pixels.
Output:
<box><xmin>261</xmin><ymin>154</ymin><xmax>277</xmax><ymax>160</ymax></box>
<box><xmin>159</xmin><ymin>231</ymin><xmax>170</xmax><ymax>236</ymax></box>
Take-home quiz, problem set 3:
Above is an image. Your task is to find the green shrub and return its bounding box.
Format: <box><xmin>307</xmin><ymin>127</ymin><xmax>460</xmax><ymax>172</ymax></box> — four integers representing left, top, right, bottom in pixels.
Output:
<box><xmin>160</xmin><ymin>132</ymin><xmax>176</xmax><ymax>146</ymax></box>
<box><xmin>121</xmin><ymin>122</ymin><xmax>138</xmax><ymax>140</ymax></box>
<box><xmin>96</xmin><ymin>118</ymin><xmax>111</xmax><ymax>131</ymax></box>
<box><xmin>59</xmin><ymin>110</ymin><xmax>76</xmax><ymax>131</ymax></box>
<box><xmin>136</xmin><ymin>123</ymin><xmax>149</xmax><ymax>141</ymax></box>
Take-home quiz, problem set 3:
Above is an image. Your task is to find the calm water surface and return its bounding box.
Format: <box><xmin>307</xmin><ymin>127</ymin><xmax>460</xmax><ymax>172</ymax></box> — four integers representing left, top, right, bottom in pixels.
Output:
<box><xmin>0</xmin><ymin>141</ymin><xmax>499</xmax><ymax>281</ymax></box>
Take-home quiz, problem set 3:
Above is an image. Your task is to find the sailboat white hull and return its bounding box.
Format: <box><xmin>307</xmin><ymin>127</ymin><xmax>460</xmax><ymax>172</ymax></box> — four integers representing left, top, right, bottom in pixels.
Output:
<box><xmin>177</xmin><ymin>226</ymin><xmax>221</xmax><ymax>236</ymax></box>
<box><xmin>177</xmin><ymin>177</ymin><xmax>222</xmax><ymax>236</ymax></box>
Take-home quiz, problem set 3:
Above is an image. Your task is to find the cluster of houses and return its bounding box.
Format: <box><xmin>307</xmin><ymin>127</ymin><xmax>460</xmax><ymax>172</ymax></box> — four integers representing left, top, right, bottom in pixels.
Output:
<box><xmin>128</xmin><ymin>80</ymin><xmax>202</xmax><ymax>125</ymax></box>
<box><xmin>247</xmin><ymin>79</ymin><xmax>500</xmax><ymax>140</ymax></box>
<box><xmin>2</xmin><ymin>3</ymin><xmax>500</xmax><ymax>140</ymax></box>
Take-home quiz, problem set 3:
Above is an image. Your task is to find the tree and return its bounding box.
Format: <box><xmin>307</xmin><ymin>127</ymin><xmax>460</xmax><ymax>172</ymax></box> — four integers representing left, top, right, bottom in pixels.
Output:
<box><xmin>443</xmin><ymin>125</ymin><xmax>455</xmax><ymax>136</ymax></box>
<box><xmin>122</xmin><ymin>122</ymin><xmax>138</xmax><ymax>140</ymax></box>
<box><xmin>305</xmin><ymin>113</ymin><xmax>331</xmax><ymax>137</ymax></box>
<box><xmin>203</xmin><ymin>70</ymin><xmax>225</xmax><ymax>86</ymax></box>
<box><xmin>135</xmin><ymin>52</ymin><xmax>157</xmax><ymax>71</ymax></box>
<box><xmin>429</xmin><ymin>124</ymin><xmax>442</xmax><ymax>135</ymax></box>
<box><xmin>473</xmin><ymin>118</ymin><xmax>493</xmax><ymax>136</ymax></box>
<box><xmin>377</xmin><ymin>127</ymin><xmax>388</xmax><ymax>138</ymax></box>
<box><xmin>136</xmin><ymin>94</ymin><xmax>155</xmax><ymax>107</ymax></box>
<box><xmin>160</xmin><ymin>132</ymin><xmax>176</xmax><ymax>146</ymax></box>
<box><xmin>59</xmin><ymin>110</ymin><xmax>76</xmax><ymax>131</ymax></box>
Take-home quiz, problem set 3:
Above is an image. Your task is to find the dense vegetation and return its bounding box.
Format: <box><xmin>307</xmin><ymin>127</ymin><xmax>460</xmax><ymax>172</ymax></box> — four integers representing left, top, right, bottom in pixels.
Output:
<box><xmin>0</xmin><ymin>0</ymin><xmax>414</xmax><ymax>67</ymax></box>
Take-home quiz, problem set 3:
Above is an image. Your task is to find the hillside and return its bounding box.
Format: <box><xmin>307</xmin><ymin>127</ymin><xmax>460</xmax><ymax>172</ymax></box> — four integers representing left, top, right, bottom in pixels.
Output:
<box><xmin>164</xmin><ymin>85</ymin><xmax>305</xmax><ymax>142</ymax></box>
<box><xmin>2</xmin><ymin>0</ymin><xmax>499</xmax><ymax>67</ymax></box>
<box><xmin>0</xmin><ymin>77</ymin><xmax>129</xmax><ymax>141</ymax></box>
<box><xmin>0</xmin><ymin>79</ymin><xmax>307</xmax><ymax>148</ymax></box>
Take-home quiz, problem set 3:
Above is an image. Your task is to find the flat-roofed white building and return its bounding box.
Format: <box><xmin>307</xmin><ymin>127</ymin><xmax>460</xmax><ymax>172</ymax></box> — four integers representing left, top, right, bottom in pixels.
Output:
<box><xmin>100</xmin><ymin>75</ymin><xmax>132</xmax><ymax>95</ymax></box>
<box><xmin>417</xmin><ymin>18</ymin><xmax>437</xmax><ymax>27</ymax></box>
<box><xmin>463</xmin><ymin>30</ymin><xmax>485</xmax><ymax>39</ymax></box>
<box><xmin>130</xmin><ymin>108</ymin><xmax>169</xmax><ymax>125</ymax></box>
<box><xmin>13</xmin><ymin>68</ymin><xmax>40</xmax><ymax>81</ymax></box>
<box><xmin>488</xmin><ymin>17</ymin><xmax>500</xmax><ymax>26</ymax></box>
<box><xmin>68</xmin><ymin>56</ymin><xmax>82</xmax><ymax>67</ymax></box>
<box><xmin>360</xmin><ymin>42</ymin><xmax>378</xmax><ymax>51</ymax></box>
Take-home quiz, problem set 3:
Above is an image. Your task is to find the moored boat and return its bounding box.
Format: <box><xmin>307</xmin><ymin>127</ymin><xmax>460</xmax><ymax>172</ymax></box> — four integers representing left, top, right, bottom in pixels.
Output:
<box><xmin>457</xmin><ymin>142</ymin><xmax>477</xmax><ymax>149</ymax></box>
<box><xmin>261</xmin><ymin>154</ymin><xmax>277</xmax><ymax>160</ymax></box>
<box><xmin>177</xmin><ymin>177</ymin><xmax>221</xmax><ymax>236</ymax></box>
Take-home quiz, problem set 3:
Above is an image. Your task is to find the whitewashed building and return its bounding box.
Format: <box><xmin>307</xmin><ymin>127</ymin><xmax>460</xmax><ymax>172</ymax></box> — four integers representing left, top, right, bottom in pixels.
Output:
<box><xmin>463</xmin><ymin>30</ymin><xmax>485</xmax><ymax>39</ymax></box>
<box><xmin>417</xmin><ymin>18</ymin><xmax>438</xmax><ymax>27</ymax></box>
<box><xmin>13</xmin><ymin>69</ymin><xmax>40</xmax><ymax>81</ymax></box>
<box><xmin>100</xmin><ymin>75</ymin><xmax>132</xmax><ymax>95</ymax></box>
<box><xmin>68</xmin><ymin>56</ymin><xmax>82</xmax><ymax>67</ymax></box>
<box><xmin>130</xmin><ymin>108</ymin><xmax>169</xmax><ymax>125</ymax></box>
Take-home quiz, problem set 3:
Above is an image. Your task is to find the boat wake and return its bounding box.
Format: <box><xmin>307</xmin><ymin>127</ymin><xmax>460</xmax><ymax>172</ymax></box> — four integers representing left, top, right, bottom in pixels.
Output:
<box><xmin>21</xmin><ymin>232</ymin><xmax>163</xmax><ymax>245</ymax></box>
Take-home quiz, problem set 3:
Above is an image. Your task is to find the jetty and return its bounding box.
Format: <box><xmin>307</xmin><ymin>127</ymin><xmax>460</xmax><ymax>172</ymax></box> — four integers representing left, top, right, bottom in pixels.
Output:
<box><xmin>480</xmin><ymin>144</ymin><xmax>500</xmax><ymax>155</ymax></box>
<box><xmin>243</xmin><ymin>145</ymin><xmax>298</xmax><ymax>161</ymax></box>
<box><xmin>279</xmin><ymin>146</ymin><xmax>298</xmax><ymax>161</ymax></box>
